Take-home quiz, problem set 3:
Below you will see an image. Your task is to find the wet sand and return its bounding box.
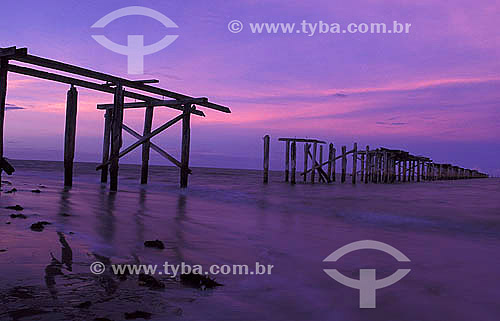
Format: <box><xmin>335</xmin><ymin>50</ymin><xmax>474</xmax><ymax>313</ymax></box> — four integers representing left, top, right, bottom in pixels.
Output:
<box><xmin>1</xmin><ymin>160</ymin><xmax>499</xmax><ymax>320</ymax></box>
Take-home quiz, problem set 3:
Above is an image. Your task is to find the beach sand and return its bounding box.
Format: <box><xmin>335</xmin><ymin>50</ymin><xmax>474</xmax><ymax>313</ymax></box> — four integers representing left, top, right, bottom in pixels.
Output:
<box><xmin>0</xmin><ymin>160</ymin><xmax>499</xmax><ymax>320</ymax></box>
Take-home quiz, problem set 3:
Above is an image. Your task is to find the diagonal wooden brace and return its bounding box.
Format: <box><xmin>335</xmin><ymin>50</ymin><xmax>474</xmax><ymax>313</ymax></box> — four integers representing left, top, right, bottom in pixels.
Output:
<box><xmin>96</xmin><ymin>114</ymin><xmax>183</xmax><ymax>170</ymax></box>
<box><xmin>122</xmin><ymin>124</ymin><xmax>191</xmax><ymax>174</ymax></box>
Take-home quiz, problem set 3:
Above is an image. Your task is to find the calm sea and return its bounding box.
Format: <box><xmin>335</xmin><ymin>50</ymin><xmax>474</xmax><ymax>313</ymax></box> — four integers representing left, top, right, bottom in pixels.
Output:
<box><xmin>1</xmin><ymin>159</ymin><xmax>499</xmax><ymax>321</ymax></box>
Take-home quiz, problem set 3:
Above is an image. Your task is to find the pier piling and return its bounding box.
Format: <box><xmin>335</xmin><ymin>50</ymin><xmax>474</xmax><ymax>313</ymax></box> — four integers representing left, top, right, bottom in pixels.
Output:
<box><xmin>0</xmin><ymin>58</ymin><xmax>8</xmax><ymax>181</ymax></box>
<box><xmin>141</xmin><ymin>106</ymin><xmax>154</xmax><ymax>184</ymax></box>
<box><xmin>109</xmin><ymin>85</ymin><xmax>124</xmax><ymax>192</ymax></box>
<box><xmin>291</xmin><ymin>141</ymin><xmax>296</xmax><ymax>184</ymax></box>
<box><xmin>341</xmin><ymin>145</ymin><xmax>347</xmax><ymax>183</ymax></box>
<box><xmin>352</xmin><ymin>143</ymin><xmax>358</xmax><ymax>184</ymax></box>
<box><xmin>64</xmin><ymin>86</ymin><xmax>78</xmax><ymax>187</ymax></box>
<box><xmin>180</xmin><ymin>104</ymin><xmax>191</xmax><ymax>188</ymax></box>
<box><xmin>263</xmin><ymin>135</ymin><xmax>270</xmax><ymax>183</ymax></box>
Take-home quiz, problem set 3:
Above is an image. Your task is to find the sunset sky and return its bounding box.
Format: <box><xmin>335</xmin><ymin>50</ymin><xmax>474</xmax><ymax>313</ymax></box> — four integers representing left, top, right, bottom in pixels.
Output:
<box><xmin>1</xmin><ymin>0</ymin><xmax>499</xmax><ymax>174</ymax></box>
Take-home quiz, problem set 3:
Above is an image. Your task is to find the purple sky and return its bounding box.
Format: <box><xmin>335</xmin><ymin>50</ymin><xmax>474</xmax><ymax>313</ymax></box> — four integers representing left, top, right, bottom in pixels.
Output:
<box><xmin>1</xmin><ymin>0</ymin><xmax>499</xmax><ymax>175</ymax></box>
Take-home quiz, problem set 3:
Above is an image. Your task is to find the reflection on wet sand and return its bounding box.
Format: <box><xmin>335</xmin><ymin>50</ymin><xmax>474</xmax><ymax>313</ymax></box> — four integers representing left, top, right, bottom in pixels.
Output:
<box><xmin>95</xmin><ymin>187</ymin><xmax>116</xmax><ymax>246</ymax></box>
<box><xmin>44</xmin><ymin>232</ymin><xmax>73</xmax><ymax>299</ymax></box>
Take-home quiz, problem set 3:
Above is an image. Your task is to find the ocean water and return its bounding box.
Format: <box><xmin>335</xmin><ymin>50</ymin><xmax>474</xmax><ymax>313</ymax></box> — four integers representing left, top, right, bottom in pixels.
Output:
<box><xmin>0</xmin><ymin>160</ymin><xmax>499</xmax><ymax>321</ymax></box>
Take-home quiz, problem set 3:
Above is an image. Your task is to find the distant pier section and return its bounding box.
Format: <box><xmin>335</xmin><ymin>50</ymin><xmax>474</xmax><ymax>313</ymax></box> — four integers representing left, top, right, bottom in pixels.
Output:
<box><xmin>262</xmin><ymin>136</ymin><xmax>488</xmax><ymax>184</ymax></box>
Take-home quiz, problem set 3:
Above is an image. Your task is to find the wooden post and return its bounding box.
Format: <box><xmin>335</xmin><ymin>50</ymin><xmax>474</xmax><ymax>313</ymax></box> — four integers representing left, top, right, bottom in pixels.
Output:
<box><xmin>0</xmin><ymin>58</ymin><xmax>8</xmax><ymax>182</ymax></box>
<box><xmin>383</xmin><ymin>151</ymin><xmax>388</xmax><ymax>183</ymax></box>
<box><xmin>421</xmin><ymin>162</ymin><xmax>425</xmax><ymax>181</ymax></box>
<box><xmin>180</xmin><ymin>104</ymin><xmax>191</xmax><ymax>188</ymax></box>
<box><xmin>291</xmin><ymin>141</ymin><xmax>296</xmax><ymax>184</ymax></box>
<box><xmin>398</xmin><ymin>161</ymin><xmax>401</xmax><ymax>182</ymax></box>
<box><xmin>263</xmin><ymin>135</ymin><xmax>270</xmax><ymax>183</ymax></box>
<box><xmin>141</xmin><ymin>106</ymin><xmax>154</xmax><ymax>184</ymax></box>
<box><xmin>377</xmin><ymin>153</ymin><xmax>381</xmax><ymax>183</ymax></box>
<box><xmin>109</xmin><ymin>85</ymin><xmax>124</xmax><ymax>191</ymax></box>
<box><xmin>332</xmin><ymin>147</ymin><xmax>336</xmax><ymax>182</ymax></box>
<box><xmin>327</xmin><ymin>143</ymin><xmax>333</xmax><ymax>181</ymax></box>
<box><xmin>352</xmin><ymin>143</ymin><xmax>358</xmax><ymax>184</ymax></box>
<box><xmin>311</xmin><ymin>142</ymin><xmax>317</xmax><ymax>183</ymax></box>
<box><xmin>376</xmin><ymin>153</ymin><xmax>380</xmax><ymax>182</ymax></box>
<box><xmin>408</xmin><ymin>160</ymin><xmax>412</xmax><ymax>182</ymax></box>
<box><xmin>360</xmin><ymin>154</ymin><xmax>365</xmax><ymax>182</ymax></box>
<box><xmin>341</xmin><ymin>145</ymin><xmax>347</xmax><ymax>183</ymax></box>
<box><xmin>285</xmin><ymin>140</ymin><xmax>290</xmax><ymax>182</ymax></box>
<box><xmin>365</xmin><ymin>146</ymin><xmax>370</xmax><ymax>184</ymax></box>
<box><xmin>417</xmin><ymin>160</ymin><xmax>421</xmax><ymax>182</ymax></box>
<box><xmin>303</xmin><ymin>143</ymin><xmax>309</xmax><ymax>182</ymax></box>
<box><xmin>392</xmin><ymin>158</ymin><xmax>397</xmax><ymax>183</ymax></box>
<box><xmin>64</xmin><ymin>86</ymin><xmax>78</xmax><ymax>187</ymax></box>
<box><xmin>319</xmin><ymin>145</ymin><xmax>324</xmax><ymax>180</ymax></box>
<box><xmin>403</xmin><ymin>160</ymin><xmax>407</xmax><ymax>182</ymax></box>
<box><xmin>100</xmin><ymin>109</ymin><xmax>112</xmax><ymax>183</ymax></box>
<box><xmin>388</xmin><ymin>158</ymin><xmax>393</xmax><ymax>183</ymax></box>
<box><xmin>371</xmin><ymin>153</ymin><xmax>375</xmax><ymax>183</ymax></box>
<box><xmin>411</xmin><ymin>161</ymin><xmax>415</xmax><ymax>181</ymax></box>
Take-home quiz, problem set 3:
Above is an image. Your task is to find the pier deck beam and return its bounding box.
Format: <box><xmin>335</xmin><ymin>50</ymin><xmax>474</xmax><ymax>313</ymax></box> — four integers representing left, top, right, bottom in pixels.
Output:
<box><xmin>141</xmin><ymin>106</ymin><xmax>154</xmax><ymax>184</ymax></box>
<box><xmin>64</xmin><ymin>86</ymin><xmax>78</xmax><ymax>187</ymax></box>
<box><xmin>180</xmin><ymin>104</ymin><xmax>191</xmax><ymax>188</ymax></box>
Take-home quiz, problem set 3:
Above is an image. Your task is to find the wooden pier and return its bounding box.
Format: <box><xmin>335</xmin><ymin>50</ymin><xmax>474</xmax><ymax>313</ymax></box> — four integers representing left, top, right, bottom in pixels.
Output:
<box><xmin>0</xmin><ymin>46</ymin><xmax>231</xmax><ymax>190</ymax></box>
<box><xmin>262</xmin><ymin>136</ymin><xmax>488</xmax><ymax>184</ymax></box>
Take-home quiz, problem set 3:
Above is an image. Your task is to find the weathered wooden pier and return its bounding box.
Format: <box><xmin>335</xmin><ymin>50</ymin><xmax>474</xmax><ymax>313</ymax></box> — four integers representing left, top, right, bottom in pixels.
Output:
<box><xmin>262</xmin><ymin>136</ymin><xmax>488</xmax><ymax>184</ymax></box>
<box><xmin>0</xmin><ymin>46</ymin><xmax>231</xmax><ymax>190</ymax></box>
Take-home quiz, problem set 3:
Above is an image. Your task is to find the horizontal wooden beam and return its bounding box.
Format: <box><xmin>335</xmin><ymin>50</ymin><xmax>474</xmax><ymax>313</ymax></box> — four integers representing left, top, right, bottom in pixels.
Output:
<box><xmin>0</xmin><ymin>47</ymin><xmax>27</xmax><ymax>58</ymax></box>
<box><xmin>96</xmin><ymin>98</ymin><xmax>208</xmax><ymax>110</ymax></box>
<box><xmin>278</xmin><ymin>138</ymin><xmax>326</xmax><ymax>144</ymax></box>
<box><xmin>12</xmin><ymin>54</ymin><xmax>231</xmax><ymax>113</ymax></box>
<box><xmin>122</xmin><ymin>124</ymin><xmax>191</xmax><ymax>174</ymax></box>
<box><xmin>132</xmin><ymin>79</ymin><xmax>159</xmax><ymax>84</ymax></box>
<box><xmin>96</xmin><ymin>114</ymin><xmax>183</xmax><ymax>170</ymax></box>
<box><xmin>8</xmin><ymin>64</ymin><xmax>205</xmax><ymax>117</ymax></box>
